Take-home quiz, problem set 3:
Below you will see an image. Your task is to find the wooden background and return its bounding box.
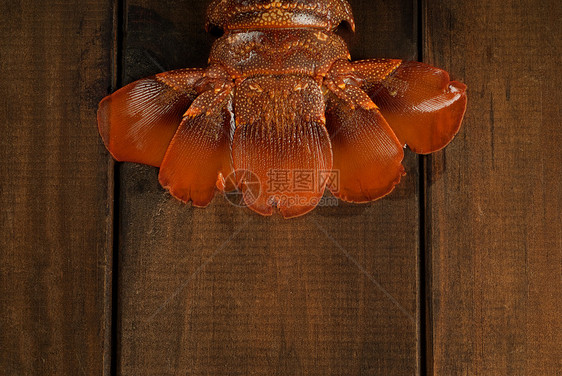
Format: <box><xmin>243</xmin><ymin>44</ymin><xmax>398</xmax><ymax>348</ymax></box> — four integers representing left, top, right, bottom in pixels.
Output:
<box><xmin>0</xmin><ymin>0</ymin><xmax>560</xmax><ymax>375</ymax></box>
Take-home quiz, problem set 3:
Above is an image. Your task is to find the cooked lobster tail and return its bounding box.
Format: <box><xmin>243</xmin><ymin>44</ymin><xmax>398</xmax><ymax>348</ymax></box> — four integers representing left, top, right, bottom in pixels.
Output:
<box><xmin>98</xmin><ymin>0</ymin><xmax>467</xmax><ymax>218</ymax></box>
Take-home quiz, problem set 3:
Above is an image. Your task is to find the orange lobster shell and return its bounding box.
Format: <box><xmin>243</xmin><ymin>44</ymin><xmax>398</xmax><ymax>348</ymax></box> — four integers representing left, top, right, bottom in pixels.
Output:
<box><xmin>98</xmin><ymin>0</ymin><xmax>467</xmax><ymax>218</ymax></box>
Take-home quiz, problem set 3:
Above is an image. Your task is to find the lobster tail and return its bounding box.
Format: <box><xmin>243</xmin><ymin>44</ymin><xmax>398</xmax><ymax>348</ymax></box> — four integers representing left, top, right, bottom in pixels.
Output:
<box><xmin>97</xmin><ymin>1</ymin><xmax>467</xmax><ymax>217</ymax></box>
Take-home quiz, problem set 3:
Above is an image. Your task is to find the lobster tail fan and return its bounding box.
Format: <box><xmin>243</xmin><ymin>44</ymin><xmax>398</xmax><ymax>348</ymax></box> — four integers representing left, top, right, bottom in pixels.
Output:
<box><xmin>97</xmin><ymin>69</ymin><xmax>204</xmax><ymax>167</ymax></box>
<box><xmin>232</xmin><ymin>76</ymin><xmax>332</xmax><ymax>218</ymax></box>
<box><xmin>360</xmin><ymin>60</ymin><xmax>467</xmax><ymax>154</ymax></box>
<box><xmin>325</xmin><ymin>83</ymin><xmax>405</xmax><ymax>202</ymax></box>
<box><xmin>158</xmin><ymin>89</ymin><xmax>235</xmax><ymax>207</ymax></box>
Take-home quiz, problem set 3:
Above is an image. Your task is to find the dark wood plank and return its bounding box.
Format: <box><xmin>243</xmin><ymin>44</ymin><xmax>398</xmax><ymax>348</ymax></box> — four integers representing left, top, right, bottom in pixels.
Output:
<box><xmin>116</xmin><ymin>1</ymin><xmax>421</xmax><ymax>374</ymax></box>
<box><xmin>424</xmin><ymin>0</ymin><xmax>562</xmax><ymax>374</ymax></box>
<box><xmin>0</xmin><ymin>1</ymin><xmax>115</xmax><ymax>375</ymax></box>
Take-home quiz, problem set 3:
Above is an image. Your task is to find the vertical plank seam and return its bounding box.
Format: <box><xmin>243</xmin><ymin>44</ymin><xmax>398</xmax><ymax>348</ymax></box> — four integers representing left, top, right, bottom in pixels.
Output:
<box><xmin>418</xmin><ymin>152</ymin><xmax>430</xmax><ymax>375</ymax></box>
<box><xmin>110</xmin><ymin>0</ymin><xmax>125</xmax><ymax>375</ymax></box>
<box><xmin>417</xmin><ymin>0</ymin><xmax>432</xmax><ymax>375</ymax></box>
<box><xmin>103</xmin><ymin>0</ymin><xmax>120</xmax><ymax>374</ymax></box>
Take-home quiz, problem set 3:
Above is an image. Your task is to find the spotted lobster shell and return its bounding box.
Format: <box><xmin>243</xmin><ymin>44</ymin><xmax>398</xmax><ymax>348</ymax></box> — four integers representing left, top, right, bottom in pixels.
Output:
<box><xmin>98</xmin><ymin>0</ymin><xmax>467</xmax><ymax>218</ymax></box>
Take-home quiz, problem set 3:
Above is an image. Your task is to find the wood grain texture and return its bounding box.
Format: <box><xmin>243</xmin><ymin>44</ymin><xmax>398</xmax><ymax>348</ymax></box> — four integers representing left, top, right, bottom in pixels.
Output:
<box><xmin>115</xmin><ymin>0</ymin><xmax>422</xmax><ymax>375</ymax></box>
<box><xmin>0</xmin><ymin>1</ymin><xmax>114</xmax><ymax>375</ymax></box>
<box><xmin>424</xmin><ymin>0</ymin><xmax>562</xmax><ymax>374</ymax></box>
